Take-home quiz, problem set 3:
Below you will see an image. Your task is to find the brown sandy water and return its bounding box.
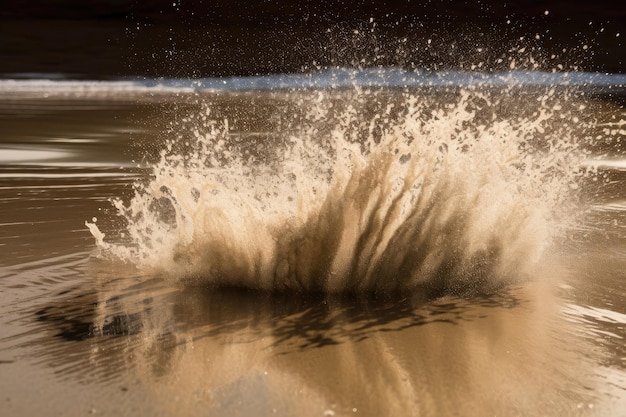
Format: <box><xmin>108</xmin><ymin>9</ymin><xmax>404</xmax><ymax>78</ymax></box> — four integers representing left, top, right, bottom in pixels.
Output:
<box><xmin>0</xmin><ymin>77</ymin><xmax>625</xmax><ymax>416</ymax></box>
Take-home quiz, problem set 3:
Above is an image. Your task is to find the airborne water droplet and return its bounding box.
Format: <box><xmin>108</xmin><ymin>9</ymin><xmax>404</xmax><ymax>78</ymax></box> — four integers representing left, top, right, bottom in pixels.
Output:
<box><xmin>95</xmin><ymin>78</ymin><xmax>587</xmax><ymax>294</ymax></box>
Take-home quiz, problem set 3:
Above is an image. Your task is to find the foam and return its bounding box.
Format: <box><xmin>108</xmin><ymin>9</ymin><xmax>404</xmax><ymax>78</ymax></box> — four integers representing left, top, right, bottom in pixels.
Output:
<box><xmin>1</xmin><ymin>69</ymin><xmax>624</xmax><ymax>97</ymax></box>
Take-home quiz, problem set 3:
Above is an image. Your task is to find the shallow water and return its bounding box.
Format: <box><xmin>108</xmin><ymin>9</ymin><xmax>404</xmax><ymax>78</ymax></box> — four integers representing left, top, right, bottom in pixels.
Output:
<box><xmin>1</xmin><ymin>72</ymin><xmax>625</xmax><ymax>416</ymax></box>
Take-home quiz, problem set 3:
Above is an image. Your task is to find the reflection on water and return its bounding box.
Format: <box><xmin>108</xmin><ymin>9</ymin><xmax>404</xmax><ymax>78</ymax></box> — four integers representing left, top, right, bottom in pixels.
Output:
<box><xmin>6</xmin><ymin>258</ymin><xmax>618</xmax><ymax>417</ymax></box>
<box><xmin>41</xmin><ymin>265</ymin><xmax>526</xmax><ymax>350</ymax></box>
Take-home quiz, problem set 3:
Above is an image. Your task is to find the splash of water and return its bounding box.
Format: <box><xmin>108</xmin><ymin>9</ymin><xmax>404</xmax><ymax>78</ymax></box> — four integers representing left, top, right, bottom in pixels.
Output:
<box><xmin>87</xmin><ymin>82</ymin><xmax>588</xmax><ymax>294</ymax></box>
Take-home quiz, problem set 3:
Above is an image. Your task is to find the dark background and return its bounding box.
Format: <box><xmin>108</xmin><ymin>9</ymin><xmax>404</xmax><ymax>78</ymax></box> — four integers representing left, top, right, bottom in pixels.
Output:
<box><xmin>0</xmin><ymin>0</ymin><xmax>623</xmax><ymax>79</ymax></box>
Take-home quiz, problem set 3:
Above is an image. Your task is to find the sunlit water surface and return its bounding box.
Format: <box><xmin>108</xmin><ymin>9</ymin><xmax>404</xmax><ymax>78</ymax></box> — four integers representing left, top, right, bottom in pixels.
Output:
<box><xmin>1</xmin><ymin>70</ymin><xmax>625</xmax><ymax>416</ymax></box>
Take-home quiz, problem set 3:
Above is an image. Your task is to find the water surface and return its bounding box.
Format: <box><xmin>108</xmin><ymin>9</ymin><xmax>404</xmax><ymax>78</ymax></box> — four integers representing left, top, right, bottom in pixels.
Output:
<box><xmin>1</xmin><ymin>71</ymin><xmax>625</xmax><ymax>416</ymax></box>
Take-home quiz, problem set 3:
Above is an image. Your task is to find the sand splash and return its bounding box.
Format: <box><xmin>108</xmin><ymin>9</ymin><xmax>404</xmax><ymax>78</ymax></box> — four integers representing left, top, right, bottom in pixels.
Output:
<box><xmin>87</xmin><ymin>80</ymin><xmax>588</xmax><ymax>293</ymax></box>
